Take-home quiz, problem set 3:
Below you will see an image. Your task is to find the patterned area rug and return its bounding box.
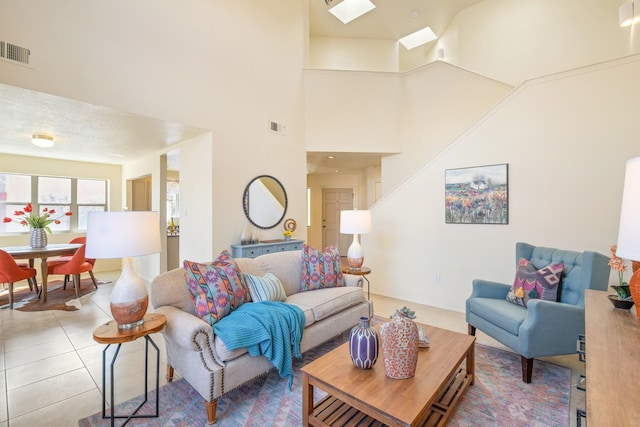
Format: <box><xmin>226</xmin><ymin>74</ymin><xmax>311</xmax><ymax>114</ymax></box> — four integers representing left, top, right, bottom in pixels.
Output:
<box><xmin>0</xmin><ymin>279</ymin><xmax>109</xmax><ymax>311</ymax></box>
<box><xmin>78</xmin><ymin>329</ymin><xmax>570</xmax><ymax>426</ymax></box>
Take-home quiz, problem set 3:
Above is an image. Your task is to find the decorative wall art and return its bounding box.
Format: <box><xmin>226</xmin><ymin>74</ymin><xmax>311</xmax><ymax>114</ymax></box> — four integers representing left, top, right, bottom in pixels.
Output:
<box><xmin>445</xmin><ymin>163</ymin><xmax>508</xmax><ymax>224</ymax></box>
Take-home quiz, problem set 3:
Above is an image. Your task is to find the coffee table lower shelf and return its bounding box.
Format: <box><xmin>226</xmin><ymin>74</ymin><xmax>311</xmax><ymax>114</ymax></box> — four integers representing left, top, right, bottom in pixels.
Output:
<box><xmin>309</xmin><ymin>367</ymin><xmax>472</xmax><ymax>427</ymax></box>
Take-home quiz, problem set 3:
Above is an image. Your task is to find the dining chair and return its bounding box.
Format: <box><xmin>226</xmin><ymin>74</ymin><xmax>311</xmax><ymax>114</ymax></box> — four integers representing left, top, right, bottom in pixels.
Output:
<box><xmin>0</xmin><ymin>249</ymin><xmax>39</xmax><ymax>309</ymax></box>
<box><xmin>53</xmin><ymin>237</ymin><xmax>98</xmax><ymax>289</ymax></box>
<box><xmin>46</xmin><ymin>244</ymin><xmax>98</xmax><ymax>299</ymax></box>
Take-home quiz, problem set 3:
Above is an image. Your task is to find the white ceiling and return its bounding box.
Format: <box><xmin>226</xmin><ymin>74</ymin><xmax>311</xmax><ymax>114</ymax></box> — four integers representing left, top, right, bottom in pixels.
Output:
<box><xmin>0</xmin><ymin>0</ymin><xmax>480</xmax><ymax>174</ymax></box>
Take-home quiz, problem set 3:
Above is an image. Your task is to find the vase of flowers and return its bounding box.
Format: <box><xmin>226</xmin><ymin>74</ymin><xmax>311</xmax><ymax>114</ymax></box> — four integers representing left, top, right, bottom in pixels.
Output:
<box><xmin>608</xmin><ymin>244</ymin><xmax>635</xmax><ymax>309</ymax></box>
<box><xmin>283</xmin><ymin>230</ymin><xmax>292</xmax><ymax>241</ymax></box>
<box><xmin>3</xmin><ymin>203</ymin><xmax>73</xmax><ymax>248</ymax></box>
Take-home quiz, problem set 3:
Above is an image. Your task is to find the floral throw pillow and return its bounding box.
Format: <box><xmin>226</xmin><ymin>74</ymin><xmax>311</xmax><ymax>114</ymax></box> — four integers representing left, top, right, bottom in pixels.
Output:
<box><xmin>300</xmin><ymin>243</ymin><xmax>343</xmax><ymax>291</ymax></box>
<box><xmin>506</xmin><ymin>258</ymin><xmax>564</xmax><ymax>307</ymax></box>
<box><xmin>183</xmin><ymin>253</ymin><xmax>247</xmax><ymax>326</ymax></box>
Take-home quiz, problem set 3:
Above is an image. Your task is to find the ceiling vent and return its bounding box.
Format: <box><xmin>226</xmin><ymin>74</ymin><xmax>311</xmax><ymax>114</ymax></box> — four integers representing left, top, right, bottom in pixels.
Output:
<box><xmin>0</xmin><ymin>41</ymin><xmax>31</xmax><ymax>66</ymax></box>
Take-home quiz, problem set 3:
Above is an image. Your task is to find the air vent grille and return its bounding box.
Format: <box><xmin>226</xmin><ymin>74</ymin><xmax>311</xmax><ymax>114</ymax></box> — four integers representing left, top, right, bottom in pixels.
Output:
<box><xmin>0</xmin><ymin>41</ymin><xmax>31</xmax><ymax>65</ymax></box>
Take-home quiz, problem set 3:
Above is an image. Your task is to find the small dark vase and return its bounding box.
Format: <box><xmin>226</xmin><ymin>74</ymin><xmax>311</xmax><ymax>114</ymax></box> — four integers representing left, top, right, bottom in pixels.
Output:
<box><xmin>349</xmin><ymin>316</ymin><xmax>379</xmax><ymax>369</ymax></box>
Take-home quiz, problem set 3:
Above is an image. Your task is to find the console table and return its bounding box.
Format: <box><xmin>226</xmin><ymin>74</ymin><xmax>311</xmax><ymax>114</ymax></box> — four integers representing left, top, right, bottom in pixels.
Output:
<box><xmin>231</xmin><ymin>239</ymin><xmax>303</xmax><ymax>258</ymax></box>
<box><xmin>584</xmin><ymin>290</ymin><xmax>640</xmax><ymax>425</ymax></box>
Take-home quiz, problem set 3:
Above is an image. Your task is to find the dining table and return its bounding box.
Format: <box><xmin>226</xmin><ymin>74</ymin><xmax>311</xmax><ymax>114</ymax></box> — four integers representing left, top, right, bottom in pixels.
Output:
<box><xmin>1</xmin><ymin>243</ymin><xmax>82</xmax><ymax>302</ymax></box>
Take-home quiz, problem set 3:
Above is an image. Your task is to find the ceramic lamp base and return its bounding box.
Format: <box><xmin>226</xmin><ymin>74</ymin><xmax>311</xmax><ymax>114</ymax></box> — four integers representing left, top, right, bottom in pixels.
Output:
<box><xmin>111</xmin><ymin>257</ymin><xmax>149</xmax><ymax>329</ymax></box>
<box><xmin>347</xmin><ymin>234</ymin><xmax>364</xmax><ymax>269</ymax></box>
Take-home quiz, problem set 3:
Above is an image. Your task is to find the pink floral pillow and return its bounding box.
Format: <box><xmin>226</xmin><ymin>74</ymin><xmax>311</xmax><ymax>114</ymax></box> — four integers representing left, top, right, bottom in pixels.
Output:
<box><xmin>300</xmin><ymin>243</ymin><xmax>343</xmax><ymax>291</ymax></box>
<box><xmin>183</xmin><ymin>251</ymin><xmax>248</xmax><ymax>325</ymax></box>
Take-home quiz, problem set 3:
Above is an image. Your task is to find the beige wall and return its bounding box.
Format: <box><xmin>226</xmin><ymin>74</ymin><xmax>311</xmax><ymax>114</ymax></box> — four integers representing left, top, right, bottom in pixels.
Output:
<box><xmin>310</xmin><ymin>37</ymin><xmax>399</xmax><ymax>72</ymax></box>
<box><xmin>309</xmin><ymin>0</ymin><xmax>640</xmax><ymax>81</ymax></box>
<box><xmin>435</xmin><ymin>0</ymin><xmax>640</xmax><ymax>85</ymax></box>
<box><xmin>0</xmin><ymin>154</ymin><xmax>122</xmax><ymax>273</ymax></box>
<box><xmin>0</xmin><ymin>0</ymin><xmax>308</xmax><ymax>280</ymax></box>
<box><xmin>368</xmin><ymin>55</ymin><xmax>640</xmax><ymax>313</ymax></box>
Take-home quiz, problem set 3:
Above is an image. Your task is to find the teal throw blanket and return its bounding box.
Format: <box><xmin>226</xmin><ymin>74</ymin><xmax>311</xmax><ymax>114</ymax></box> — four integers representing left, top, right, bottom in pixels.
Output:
<box><xmin>213</xmin><ymin>301</ymin><xmax>305</xmax><ymax>389</ymax></box>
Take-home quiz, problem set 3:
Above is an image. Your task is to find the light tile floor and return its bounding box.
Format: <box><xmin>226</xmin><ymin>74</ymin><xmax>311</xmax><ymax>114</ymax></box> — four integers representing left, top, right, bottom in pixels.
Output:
<box><xmin>0</xmin><ymin>271</ymin><xmax>584</xmax><ymax>427</ymax></box>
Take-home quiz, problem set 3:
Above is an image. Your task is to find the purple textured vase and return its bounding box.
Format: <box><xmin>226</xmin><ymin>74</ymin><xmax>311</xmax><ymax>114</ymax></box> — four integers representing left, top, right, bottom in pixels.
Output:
<box><xmin>349</xmin><ymin>316</ymin><xmax>379</xmax><ymax>369</ymax></box>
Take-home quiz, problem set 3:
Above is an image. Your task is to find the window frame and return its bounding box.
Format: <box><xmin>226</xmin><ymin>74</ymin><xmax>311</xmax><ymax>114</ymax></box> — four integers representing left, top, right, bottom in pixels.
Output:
<box><xmin>0</xmin><ymin>173</ymin><xmax>108</xmax><ymax>234</ymax></box>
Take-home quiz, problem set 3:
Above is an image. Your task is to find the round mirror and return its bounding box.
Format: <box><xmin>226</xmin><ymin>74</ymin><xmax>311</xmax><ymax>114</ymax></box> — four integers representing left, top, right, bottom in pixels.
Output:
<box><xmin>242</xmin><ymin>175</ymin><xmax>288</xmax><ymax>229</ymax></box>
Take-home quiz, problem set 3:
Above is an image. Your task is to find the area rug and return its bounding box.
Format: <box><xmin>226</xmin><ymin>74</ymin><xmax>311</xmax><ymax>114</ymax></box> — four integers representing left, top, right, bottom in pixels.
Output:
<box><xmin>78</xmin><ymin>330</ymin><xmax>570</xmax><ymax>427</ymax></box>
<box><xmin>0</xmin><ymin>278</ymin><xmax>109</xmax><ymax>312</ymax></box>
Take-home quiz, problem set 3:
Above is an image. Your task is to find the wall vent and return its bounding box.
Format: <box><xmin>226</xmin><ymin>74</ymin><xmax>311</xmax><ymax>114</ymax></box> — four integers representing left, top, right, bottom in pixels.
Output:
<box><xmin>0</xmin><ymin>41</ymin><xmax>31</xmax><ymax>66</ymax></box>
<box><xmin>269</xmin><ymin>120</ymin><xmax>286</xmax><ymax>135</ymax></box>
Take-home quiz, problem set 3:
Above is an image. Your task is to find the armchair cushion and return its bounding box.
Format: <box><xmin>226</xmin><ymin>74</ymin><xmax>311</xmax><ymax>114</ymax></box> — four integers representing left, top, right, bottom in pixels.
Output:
<box><xmin>505</xmin><ymin>258</ymin><xmax>564</xmax><ymax>307</ymax></box>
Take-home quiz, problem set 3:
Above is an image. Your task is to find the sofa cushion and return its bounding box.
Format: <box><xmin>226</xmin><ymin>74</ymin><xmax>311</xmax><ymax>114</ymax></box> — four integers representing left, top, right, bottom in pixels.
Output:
<box><xmin>506</xmin><ymin>258</ymin><xmax>563</xmax><ymax>307</ymax></box>
<box><xmin>213</xmin><ymin>286</ymin><xmax>365</xmax><ymax>362</ymax></box>
<box><xmin>300</xmin><ymin>243</ymin><xmax>343</xmax><ymax>291</ymax></box>
<box><xmin>245</xmin><ymin>272</ymin><xmax>287</xmax><ymax>302</ymax></box>
<box><xmin>183</xmin><ymin>259</ymin><xmax>246</xmax><ymax>326</ymax></box>
<box><xmin>247</xmin><ymin>251</ymin><xmax>301</xmax><ymax>296</ymax></box>
<box><xmin>286</xmin><ymin>286</ymin><xmax>364</xmax><ymax>325</ymax></box>
<box><xmin>468</xmin><ymin>297</ymin><xmax>527</xmax><ymax>335</ymax></box>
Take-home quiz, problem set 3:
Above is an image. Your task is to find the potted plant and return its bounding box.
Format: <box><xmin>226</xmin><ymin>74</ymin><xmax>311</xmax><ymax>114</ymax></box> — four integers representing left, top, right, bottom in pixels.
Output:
<box><xmin>608</xmin><ymin>244</ymin><xmax>634</xmax><ymax>309</ymax></box>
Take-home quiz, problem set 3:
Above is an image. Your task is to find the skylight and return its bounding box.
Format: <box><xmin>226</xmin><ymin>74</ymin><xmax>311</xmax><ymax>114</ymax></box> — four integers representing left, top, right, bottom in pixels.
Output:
<box><xmin>329</xmin><ymin>0</ymin><xmax>376</xmax><ymax>24</ymax></box>
<box><xmin>399</xmin><ymin>26</ymin><xmax>438</xmax><ymax>50</ymax></box>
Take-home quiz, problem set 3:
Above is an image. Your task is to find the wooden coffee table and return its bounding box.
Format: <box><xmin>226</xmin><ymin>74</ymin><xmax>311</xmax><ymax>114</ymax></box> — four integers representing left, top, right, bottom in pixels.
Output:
<box><xmin>301</xmin><ymin>322</ymin><xmax>475</xmax><ymax>426</ymax></box>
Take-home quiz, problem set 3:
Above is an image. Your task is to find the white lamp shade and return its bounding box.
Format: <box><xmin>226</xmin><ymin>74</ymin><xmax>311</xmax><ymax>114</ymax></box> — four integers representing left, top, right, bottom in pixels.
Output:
<box><xmin>86</xmin><ymin>211</ymin><xmax>161</xmax><ymax>259</ymax></box>
<box><xmin>617</xmin><ymin>157</ymin><xmax>640</xmax><ymax>260</ymax></box>
<box><xmin>340</xmin><ymin>210</ymin><xmax>372</xmax><ymax>234</ymax></box>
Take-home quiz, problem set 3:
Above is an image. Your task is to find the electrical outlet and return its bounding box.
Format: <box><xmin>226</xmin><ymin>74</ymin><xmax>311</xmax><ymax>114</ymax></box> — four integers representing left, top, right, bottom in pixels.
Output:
<box><xmin>434</xmin><ymin>273</ymin><xmax>440</xmax><ymax>284</ymax></box>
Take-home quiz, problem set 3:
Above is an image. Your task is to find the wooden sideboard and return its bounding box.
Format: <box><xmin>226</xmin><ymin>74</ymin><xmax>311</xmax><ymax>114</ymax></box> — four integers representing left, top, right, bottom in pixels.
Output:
<box><xmin>230</xmin><ymin>239</ymin><xmax>303</xmax><ymax>258</ymax></box>
<box><xmin>584</xmin><ymin>290</ymin><xmax>640</xmax><ymax>425</ymax></box>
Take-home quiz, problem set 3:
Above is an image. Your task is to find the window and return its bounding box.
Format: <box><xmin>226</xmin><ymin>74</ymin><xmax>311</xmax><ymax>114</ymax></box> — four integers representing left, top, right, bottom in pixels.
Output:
<box><xmin>77</xmin><ymin>179</ymin><xmax>107</xmax><ymax>231</ymax></box>
<box><xmin>0</xmin><ymin>173</ymin><xmax>108</xmax><ymax>234</ymax></box>
<box><xmin>38</xmin><ymin>176</ymin><xmax>72</xmax><ymax>232</ymax></box>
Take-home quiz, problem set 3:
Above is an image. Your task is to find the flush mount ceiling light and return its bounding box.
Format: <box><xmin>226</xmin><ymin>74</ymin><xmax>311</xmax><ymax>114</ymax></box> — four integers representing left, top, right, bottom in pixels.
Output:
<box><xmin>399</xmin><ymin>26</ymin><xmax>438</xmax><ymax>50</ymax></box>
<box><xmin>329</xmin><ymin>0</ymin><xmax>376</xmax><ymax>24</ymax></box>
<box><xmin>31</xmin><ymin>134</ymin><xmax>54</xmax><ymax>148</ymax></box>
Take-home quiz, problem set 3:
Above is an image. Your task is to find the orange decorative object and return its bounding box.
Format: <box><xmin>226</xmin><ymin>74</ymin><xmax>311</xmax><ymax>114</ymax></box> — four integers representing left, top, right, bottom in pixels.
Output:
<box><xmin>630</xmin><ymin>265</ymin><xmax>640</xmax><ymax>319</ymax></box>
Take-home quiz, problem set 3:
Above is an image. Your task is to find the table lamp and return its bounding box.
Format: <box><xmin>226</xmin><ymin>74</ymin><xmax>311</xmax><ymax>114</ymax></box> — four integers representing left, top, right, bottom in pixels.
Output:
<box><xmin>86</xmin><ymin>211</ymin><xmax>161</xmax><ymax>329</ymax></box>
<box><xmin>340</xmin><ymin>209</ymin><xmax>372</xmax><ymax>270</ymax></box>
<box><xmin>615</xmin><ymin>157</ymin><xmax>640</xmax><ymax>318</ymax></box>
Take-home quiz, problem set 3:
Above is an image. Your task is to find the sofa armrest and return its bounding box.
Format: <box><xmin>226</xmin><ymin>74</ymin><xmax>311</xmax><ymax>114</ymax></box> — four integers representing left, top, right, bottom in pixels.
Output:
<box><xmin>469</xmin><ymin>279</ymin><xmax>511</xmax><ymax>299</ymax></box>
<box><xmin>155</xmin><ymin>305</ymin><xmax>214</xmax><ymax>352</ymax></box>
<box><xmin>344</xmin><ymin>274</ymin><xmax>363</xmax><ymax>287</ymax></box>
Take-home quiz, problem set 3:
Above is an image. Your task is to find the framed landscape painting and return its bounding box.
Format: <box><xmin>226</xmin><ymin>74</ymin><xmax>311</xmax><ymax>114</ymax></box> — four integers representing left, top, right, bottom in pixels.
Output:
<box><xmin>445</xmin><ymin>163</ymin><xmax>508</xmax><ymax>224</ymax></box>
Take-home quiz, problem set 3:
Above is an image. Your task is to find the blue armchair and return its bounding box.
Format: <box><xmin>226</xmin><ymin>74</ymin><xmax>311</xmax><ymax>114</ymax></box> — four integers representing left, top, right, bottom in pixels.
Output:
<box><xmin>465</xmin><ymin>242</ymin><xmax>609</xmax><ymax>382</ymax></box>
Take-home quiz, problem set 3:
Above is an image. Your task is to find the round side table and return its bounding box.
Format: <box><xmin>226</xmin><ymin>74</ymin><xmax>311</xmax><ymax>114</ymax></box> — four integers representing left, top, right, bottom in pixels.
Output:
<box><xmin>93</xmin><ymin>312</ymin><xmax>167</xmax><ymax>426</ymax></box>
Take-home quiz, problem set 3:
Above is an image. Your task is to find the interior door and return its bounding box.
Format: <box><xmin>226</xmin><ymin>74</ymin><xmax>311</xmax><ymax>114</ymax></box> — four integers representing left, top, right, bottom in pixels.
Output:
<box><xmin>322</xmin><ymin>188</ymin><xmax>354</xmax><ymax>252</ymax></box>
<box><xmin>132</xmin><ymin>176</ymin><xmax>151</xmax><ymax>211</ymax></box>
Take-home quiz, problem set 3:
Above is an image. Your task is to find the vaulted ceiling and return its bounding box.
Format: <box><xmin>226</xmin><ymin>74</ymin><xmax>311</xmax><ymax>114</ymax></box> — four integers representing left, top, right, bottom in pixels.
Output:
<box><xmin>0</xmin><ymin>1</ymin><xmax>481</xmax><ymax>173</ymax></box>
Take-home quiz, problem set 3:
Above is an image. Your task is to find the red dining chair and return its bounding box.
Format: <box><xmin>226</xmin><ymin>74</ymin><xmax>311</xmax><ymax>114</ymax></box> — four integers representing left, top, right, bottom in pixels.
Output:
<box><xmin>46</xmin><ymin>244</ymin><xmax>98</xmax><ymax>299</ymax></box>
<box><xmin>0</xmin><ymin>249</ymin><xmax>39</xmax><ymax>309</ymax></box>
<box><xmin>53</xmin><ymin>237</ymin><xmax>98</xmax><ymax>289</ymax></box>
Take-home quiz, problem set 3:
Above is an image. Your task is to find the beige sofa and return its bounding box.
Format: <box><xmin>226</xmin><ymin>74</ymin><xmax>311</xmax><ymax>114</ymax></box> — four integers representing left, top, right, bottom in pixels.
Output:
<box><xmin>149</xmin><ymin>250</ymin><xmax>373</xmax><ymax>424</ymax></box>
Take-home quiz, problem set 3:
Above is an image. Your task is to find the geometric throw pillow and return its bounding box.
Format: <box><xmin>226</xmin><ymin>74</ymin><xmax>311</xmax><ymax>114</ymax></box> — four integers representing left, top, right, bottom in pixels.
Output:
<box><xmin>300</xmin><ymin>242</ymin><xmax>344</xmax><ymax>292</ymax></box>
<box><xmin>244</xmin><ymin>272</ymin><xmax>287</xmax><ymax>302</ymax></box>
<box><xmin>506</xmin><ymin>258</ymin><xmax>564</xmax><ymax>307</ymax></box>
<box><xmin>183</xmin><ymin>258</ymin><xmax>247</xmax><ymax>326</ymax></box>
<box><xmin>212</xmin><ymin>250</ymin><xmax>251</xmax><ymax>302</ymax></box>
